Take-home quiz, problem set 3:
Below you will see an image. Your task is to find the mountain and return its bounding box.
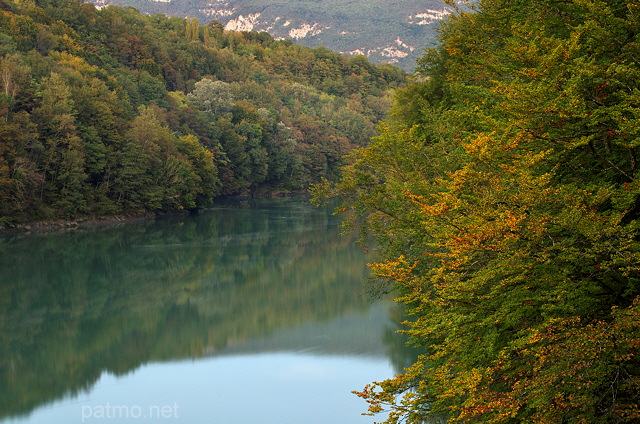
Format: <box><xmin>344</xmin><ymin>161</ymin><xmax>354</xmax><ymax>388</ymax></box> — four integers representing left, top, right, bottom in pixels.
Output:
<box><xmin>88</xmin><ymin>0</ymin><xmax>459</xmax><ymax>71</ymax></box>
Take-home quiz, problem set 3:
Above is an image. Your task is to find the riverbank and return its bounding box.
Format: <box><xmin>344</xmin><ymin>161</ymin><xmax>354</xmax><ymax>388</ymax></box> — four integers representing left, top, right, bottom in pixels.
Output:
<box><xmin>0</xmin><ymin>191</ymin><xmax>310</xmax><ymax>235</ymax></box>
<box><xmin>0</xmin><ymin>213</ymin><xmax>160</xmax><ymax>235</ymax></box>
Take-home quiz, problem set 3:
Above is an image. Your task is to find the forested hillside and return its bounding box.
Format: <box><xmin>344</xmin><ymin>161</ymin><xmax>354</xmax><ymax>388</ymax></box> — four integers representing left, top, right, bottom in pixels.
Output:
<box><xmin>315</xmin><ymin>0</ymin><xmax>640</xmax><ymax>422</ymax></box>
<box><xmin>88</xmin><ymin>0</ymin><xmax>457</xmax><ymax>71</ymax></box>
<box><xmin>0</xmin><ymin>0</ymin><xmax>406</xmax><ymax>226</ymax></box>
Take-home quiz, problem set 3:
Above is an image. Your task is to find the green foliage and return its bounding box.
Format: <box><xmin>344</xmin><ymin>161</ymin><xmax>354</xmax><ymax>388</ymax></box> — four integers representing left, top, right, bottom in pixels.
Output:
<box><xmin>187</xmin><ymin>78</ymin><xmax>233</xmax><ymax>117</ymax></box>
<box><xmin>92</xmin><ymin>0</ymin><xmax>455</xmax><ymax>71</ymax></box>
<box><xmin>0</xmin><ymin>0</ymin><xmax>406</xmax><ymax>225</ymax></box>
<box><xmin>316</xmin><ymin>0</ymin><xmax>640</xmax><ymax>422</ymax></box>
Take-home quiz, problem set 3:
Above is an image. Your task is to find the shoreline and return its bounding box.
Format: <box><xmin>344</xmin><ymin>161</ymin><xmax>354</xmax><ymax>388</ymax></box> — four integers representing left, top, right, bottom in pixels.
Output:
<box><xmin>0</xmin><ymin>191</ymin><xmax>310</xmax><ymax>236</ymax></box>
<box><xmin>0</xmin><ymin>213</ymin><xmax>162</xmax><ymax>235</ymax></box>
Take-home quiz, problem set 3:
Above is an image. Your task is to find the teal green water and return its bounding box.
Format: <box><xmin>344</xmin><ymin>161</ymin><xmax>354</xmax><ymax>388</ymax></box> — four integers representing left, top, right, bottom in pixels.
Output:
<box><xmin>0</xmin><ymin>197</ymin><xmax>415</xmax><ymax>424</ymax></box>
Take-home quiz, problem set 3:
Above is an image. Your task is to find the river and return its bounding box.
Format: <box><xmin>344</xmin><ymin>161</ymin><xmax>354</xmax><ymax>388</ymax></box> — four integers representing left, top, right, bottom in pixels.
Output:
<box><xmin>0</xmin><ymin>196</ymin><xmax>417</xmax><ymax>424</ymax></box>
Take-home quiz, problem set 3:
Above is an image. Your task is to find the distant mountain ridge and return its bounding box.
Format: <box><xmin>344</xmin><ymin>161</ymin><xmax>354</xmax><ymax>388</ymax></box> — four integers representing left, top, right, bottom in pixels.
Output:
<box><xmin>89</xmin><ymin>0</ymin><xmax>459</xmax><ymax>70</ymax></box>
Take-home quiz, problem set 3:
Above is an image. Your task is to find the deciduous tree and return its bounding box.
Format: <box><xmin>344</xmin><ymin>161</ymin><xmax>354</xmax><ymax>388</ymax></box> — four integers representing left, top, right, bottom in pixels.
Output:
<box><xmin>315</xmin><ymin>0</ymin><xmax>640</xmax><ymax>422</ymax></box>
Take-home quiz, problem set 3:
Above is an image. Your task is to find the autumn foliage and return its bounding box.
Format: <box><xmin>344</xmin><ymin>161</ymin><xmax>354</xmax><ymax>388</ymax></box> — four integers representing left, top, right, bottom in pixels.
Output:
<box><xmin>314</xmin><ymin>0</ymin><xmax>640</xmax><ymax>422</ymax></box>
<box><xmin>0</xmin><ymin>0</ymin><xmax>405</xmax><ymax>225</ymax></box>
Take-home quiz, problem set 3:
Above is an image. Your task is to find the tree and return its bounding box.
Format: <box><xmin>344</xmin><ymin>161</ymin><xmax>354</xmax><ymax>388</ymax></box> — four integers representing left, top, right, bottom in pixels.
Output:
<box><xmin>187</xmin><ymin>78</ymin><xmax>233</xmax><ymax>118</ymax></box>
<box><xmin>0</xmin><ymin>54</ymin><xmax>28</xmax><ymax>103</ymax></box>
<box><xmin>124</xmin><ymin>105</ymin><xmax>195</xmax><ymax>211</ymax></box>
<box><xmin>176</xmin><ymin>134</ymin><xmax>219</xmax><ymax>207</ymax></box>
<box><xmin>0</xmin><ymin>113</ymin><xmax>20</xmax><ymax>220</ymax></box>
<box><xmin>213</xmin><ymin>117</ymin><xmax>251</xmax><ymax>194</ymax></box>
<box><xmin>185</xmin><ymin>16</ymin><xmax>199</xmax><ymax>41</ymax></box>
<box><xmin>314</xmin><ymin>0</ymin><xmax>640</xmax><ymax>422</ymax></box>
<box><xmin>31</xmin><ymin>72</ymin><xmax>87</xmax><ymax>217</ymax></box>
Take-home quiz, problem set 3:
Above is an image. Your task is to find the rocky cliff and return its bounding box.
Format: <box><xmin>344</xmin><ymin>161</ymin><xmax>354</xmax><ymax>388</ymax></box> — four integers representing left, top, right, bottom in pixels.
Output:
<box><xmin>90</xmin><ymin>0</ymin><xmax>460</xmax><ymax>71</ymax></box>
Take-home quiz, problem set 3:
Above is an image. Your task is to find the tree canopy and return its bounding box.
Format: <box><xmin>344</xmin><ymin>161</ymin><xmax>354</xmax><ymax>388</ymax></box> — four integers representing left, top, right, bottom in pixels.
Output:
<box><xmin>0</xmin><ymin>0</ymin><xmax>406</xmax><ymax>226</ymax></box>
<box><xmin>314</xmin><ymin>0</ymin><xmax>640</xmax><ymax>422</ymax></box>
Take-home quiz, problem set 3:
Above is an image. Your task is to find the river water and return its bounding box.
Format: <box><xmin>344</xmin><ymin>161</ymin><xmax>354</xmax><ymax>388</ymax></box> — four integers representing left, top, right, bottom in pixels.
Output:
<box><xmin>0</xmin><ymin>197</ymin><xmax>416</xmax><ymax>424</ymax></box>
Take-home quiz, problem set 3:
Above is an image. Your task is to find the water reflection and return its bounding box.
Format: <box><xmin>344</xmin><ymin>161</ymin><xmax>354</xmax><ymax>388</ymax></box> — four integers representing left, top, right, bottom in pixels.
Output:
<box><xmin>0</xmin><ymin>197</ymin><xmax>417</xmax><ymax>423</ymax></box>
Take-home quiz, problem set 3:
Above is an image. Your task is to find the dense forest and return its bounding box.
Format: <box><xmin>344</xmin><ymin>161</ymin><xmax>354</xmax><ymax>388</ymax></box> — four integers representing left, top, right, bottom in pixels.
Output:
<box><xmin>314</xmin><ymin>0</ymin><xmax>640</xmax><ymax>422</ymax></box>
<box><xmin>0</xmin><ymin>0</ymin><xmax>406</xmax><ymax>226</ymax></box>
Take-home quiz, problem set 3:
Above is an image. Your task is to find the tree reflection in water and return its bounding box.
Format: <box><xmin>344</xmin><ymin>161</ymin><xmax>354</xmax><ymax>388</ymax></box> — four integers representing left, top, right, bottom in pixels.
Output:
<box><xmin>0</xmin><ymin>197</ymin><xmax>418</xmax><ymax>421</ymax></box>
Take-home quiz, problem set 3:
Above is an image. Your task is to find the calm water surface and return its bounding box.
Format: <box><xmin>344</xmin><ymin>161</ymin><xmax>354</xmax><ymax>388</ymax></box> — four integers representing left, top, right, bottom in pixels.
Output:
<box><xmin>0</xmin><ymin>197</ymin><xmax>416</xmax><ymax>424</ymax></box>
